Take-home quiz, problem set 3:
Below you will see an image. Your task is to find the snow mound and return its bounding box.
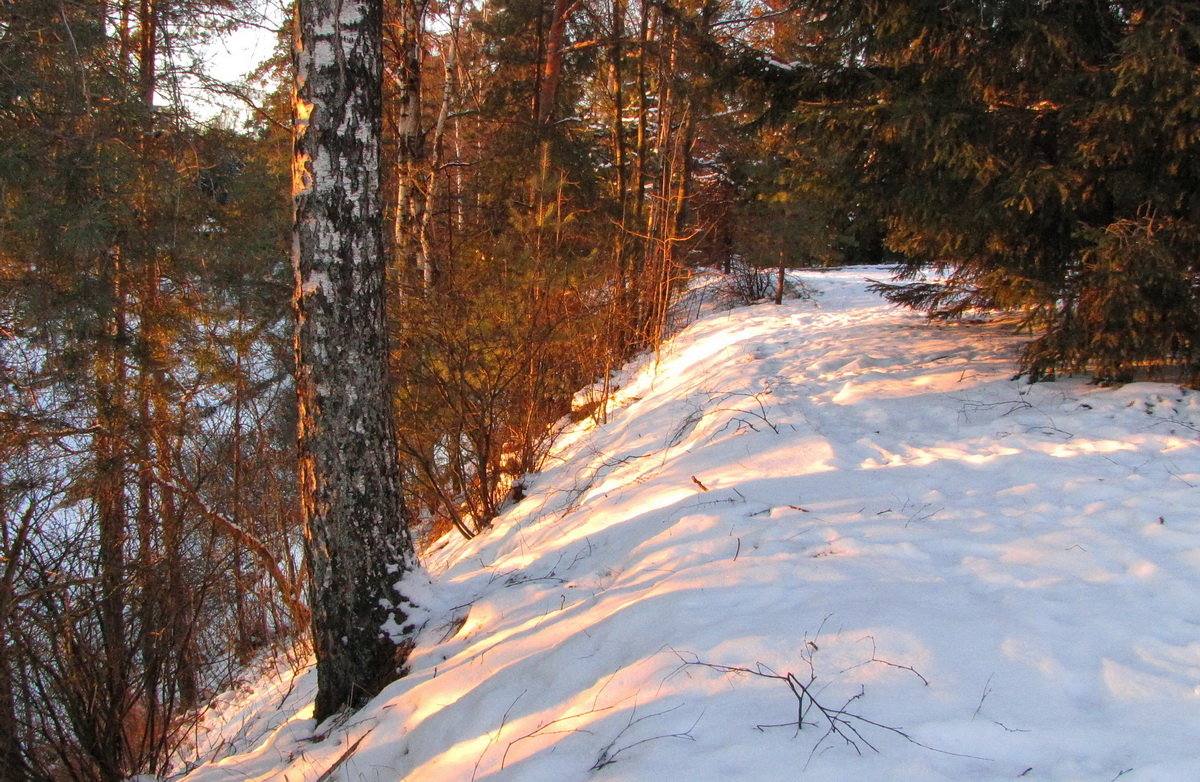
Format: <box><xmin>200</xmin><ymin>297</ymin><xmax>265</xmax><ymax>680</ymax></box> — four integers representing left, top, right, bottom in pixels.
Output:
<box><xmin>180</xmin><ymin>267</ymin><xmax>1200</xmax><ymax>782</ymax></box>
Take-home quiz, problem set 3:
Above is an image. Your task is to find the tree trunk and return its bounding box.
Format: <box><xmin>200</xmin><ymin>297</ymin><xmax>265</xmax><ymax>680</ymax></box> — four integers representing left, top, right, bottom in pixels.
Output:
<box><xmin>536</xmin><ymin>0</ymin><xmax>574</xmax><ymax>130</ymax></box>
<box><xmin>416</xmin><ymin>0</ymin><xmax>463</xmax><ymax>288</ymax></box>
<box><xmin>137</xmin><ymin>0</ymin><xmax>157</xmax><ymax>111</ymax></box>
<box><xmin>391</xmin><ymin>0</ymin><xmax>431</xmax><ymax>289</ymax></box>
<box><xmin>608</xmin><ymin>0</ymin><xmax>628</xmax><ymax>291</ymax></box>
<box><xmin>0</xmin><ymin>488</ymin><xmax>34</xmax><ymax>780</ymax></box>
<box><xmin>0</xmin><ymin>645</ymin><xmax>23</xmax><ymax>780</ymax></box>
<box><xmin>294</xmin><ymin>0</ymin><xmax>419</xmax><ymax>722</ymax></box>
<box><xmin>94</xmin><ymin>249</ymin><xmax>132</xmax><ymax>780</ymax></box>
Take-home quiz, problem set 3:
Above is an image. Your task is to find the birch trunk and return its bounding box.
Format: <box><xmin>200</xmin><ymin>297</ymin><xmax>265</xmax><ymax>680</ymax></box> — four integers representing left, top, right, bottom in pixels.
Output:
<box><xmin>294</xmin><ymin>0</ymin><xmax>418</xmax><ymax>721</ymax></box>
<box><xmin>391</xmin><ymin>0</ymin><xmax>432</xmax><ymax>289</ymax></box>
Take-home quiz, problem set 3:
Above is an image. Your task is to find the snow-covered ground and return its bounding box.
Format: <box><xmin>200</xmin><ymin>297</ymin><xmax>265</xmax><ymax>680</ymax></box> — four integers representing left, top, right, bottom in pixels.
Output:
<box><xmin>178</xmin><ymin>267</ymin><xmax>1200</xmax><ymax>781</ymax></box>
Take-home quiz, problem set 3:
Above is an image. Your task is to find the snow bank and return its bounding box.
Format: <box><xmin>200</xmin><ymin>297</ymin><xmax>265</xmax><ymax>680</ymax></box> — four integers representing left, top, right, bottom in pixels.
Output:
<box><xmin>179</xmin><ymin>267</ymin><xmax>1200</xmax><ymax>781</ymax></box>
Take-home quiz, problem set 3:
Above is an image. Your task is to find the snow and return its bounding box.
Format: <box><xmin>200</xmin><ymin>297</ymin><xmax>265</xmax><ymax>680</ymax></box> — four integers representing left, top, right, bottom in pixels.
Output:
<box><xmin>176</xmin><ymin>267</ymin><xmax>1200</xmax><ymax>782</ymax></box>
<box><xmin>765</xmin><ymin>56</ymin><xmax>801</xmax><ymax>72</ymax></box>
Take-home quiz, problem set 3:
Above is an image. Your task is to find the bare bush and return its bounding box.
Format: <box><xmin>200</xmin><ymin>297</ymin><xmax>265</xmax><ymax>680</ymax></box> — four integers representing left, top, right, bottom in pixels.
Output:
<box><xmin>717</xmin><ymin>261</ymin><xmax>815</xmax><ymax>307</ymax></box>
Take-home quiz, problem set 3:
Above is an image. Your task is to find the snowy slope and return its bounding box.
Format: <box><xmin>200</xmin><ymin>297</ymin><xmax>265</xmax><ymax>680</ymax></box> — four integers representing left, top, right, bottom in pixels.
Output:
<box><xmin>179</xmin><ymin>267</ymin><xmax>1200</xmax><ymax>782</ymax></box>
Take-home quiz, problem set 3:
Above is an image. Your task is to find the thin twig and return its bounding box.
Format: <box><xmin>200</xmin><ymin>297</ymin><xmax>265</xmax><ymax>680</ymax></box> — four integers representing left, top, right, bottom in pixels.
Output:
<box><xmin>672</xmin><ymin>651</ymin><xmax>990</xmax><ymax>764</ymax></box>
<box><xmin>590</xmin><ymin>702</ymin><xmax>698</xmax><ymax>770</ymax></box>
<box><xmin>471</xmin><ymin>690</ymin><xmax>527</xmax><ymax>781</ymax></box>
<box><xmin>315</xmin><ymin>727</ymin><xmax>375</xmax><ymax>782</ymax></box>
<box><xmin>972</xmin><ymin>674</ymin><xmax>994</xmax><ymax>720</ymax></box>
<box><xmin>840</xmin><ymin>636</ymin><xmax>930</xmax><ymax>686</ymax></box>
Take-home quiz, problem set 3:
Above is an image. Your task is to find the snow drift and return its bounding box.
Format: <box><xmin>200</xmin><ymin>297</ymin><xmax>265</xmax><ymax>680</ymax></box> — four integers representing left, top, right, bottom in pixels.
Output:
<box><xmin>179</xmin><ymin>267</ymin><xmax>1200</xmax><ymax>781</ymax></box>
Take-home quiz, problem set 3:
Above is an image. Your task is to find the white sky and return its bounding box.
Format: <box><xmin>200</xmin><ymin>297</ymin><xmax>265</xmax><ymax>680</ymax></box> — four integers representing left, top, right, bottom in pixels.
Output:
<box><xmin>185</xmin><ymin>0</ymin><xmax>288</xmax><ymax>124</ymax></box>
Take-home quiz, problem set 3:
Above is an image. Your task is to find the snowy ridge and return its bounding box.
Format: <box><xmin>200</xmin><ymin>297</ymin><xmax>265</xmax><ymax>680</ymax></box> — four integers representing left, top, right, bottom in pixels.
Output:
<box><xmin>180</xmin><ymin>267</ymin><xmax>1200</xmax><ymax>781</ymax></box>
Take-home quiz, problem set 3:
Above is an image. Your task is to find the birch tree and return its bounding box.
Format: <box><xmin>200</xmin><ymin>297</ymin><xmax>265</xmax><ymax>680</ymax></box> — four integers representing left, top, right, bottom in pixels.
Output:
<box><xmin>294</xmin><ymin>0</ymin><xmax>419</xmax><ymax>720</ymax></box>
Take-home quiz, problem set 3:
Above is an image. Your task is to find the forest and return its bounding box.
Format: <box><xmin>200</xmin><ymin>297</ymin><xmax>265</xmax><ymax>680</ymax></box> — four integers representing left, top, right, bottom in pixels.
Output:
<box><xmin>1</xmin><ymin>1</ymin><xmax>1198</xmax><ymax>779</ymax></box>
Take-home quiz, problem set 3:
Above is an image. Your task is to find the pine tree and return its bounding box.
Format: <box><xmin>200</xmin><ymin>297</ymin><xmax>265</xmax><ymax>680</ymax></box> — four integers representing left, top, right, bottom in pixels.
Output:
<box><xmin>1</xmin><ymin>0</ymin><xmax>299</xmax><ymax>773</ymax></box>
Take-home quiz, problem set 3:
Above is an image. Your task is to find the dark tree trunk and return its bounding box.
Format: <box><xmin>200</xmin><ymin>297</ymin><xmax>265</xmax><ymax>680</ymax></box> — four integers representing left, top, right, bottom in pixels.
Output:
<box><xmin>294</xmin><ymin>0</ymin><xmax>419</xmax><ymax>722</ymax></box>
<box><xmin>93</xmin><ymin>250</ymin><xmax>133</xmax><ymax>780</ymax></box>
<box><xmin>0</xmin><ymin>489</ymin><xmax>33</xmax><ymax>780</ymax></box>
<box><xmin>137</xmin><ymin>0</ymin><xmax>157</xmax><ymax>111</ymax></box>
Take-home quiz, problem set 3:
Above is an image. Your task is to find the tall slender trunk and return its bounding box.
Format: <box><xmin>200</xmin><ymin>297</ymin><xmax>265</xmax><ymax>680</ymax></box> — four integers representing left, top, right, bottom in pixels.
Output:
<box><xmin>392</xmin><ymin>0</ymin><xmax>431</xmax><ymax>289</ymax></box>
<box><xmin>0</xmin><ymin>485</ymin><xmax>33</xmax><ymax>779</ymax></box>
<box><xmin>149</xmin><ymin>315</ymin><xmax>195</xmax><ymax>713</ymax></box>
<box><xmin>536</xmin><ymin>0</ymin><xmax>574</xmax><ymax>130</ymax></box>
<box><xmin>418</xmin><ymin>0</ymin><xmax>463</xmax><ymax>286</ymax></box>
<box><xmin>646</xmin><ymin>21</ymin><xmax>679</xmax><ymax>345</ymax></box>
<box><xmin>0</xmin><ymin>643</ymin><xmax>23</xmax><ymax>780</ymax></box>
<box><xmin>137</xmin><ymin>0</ymin><xmax>156</xmax><ymax>111</ymax></box>
<box><xmin>629</xmin><ymin>0</ymin><xmax>653</xmax><ymax>341</ymax></box>
<box><xmin>118</xmin><ymin>0</ymin><xmax>134</xmax><ymax>76</ymax></box>
<box><xmin>94</xmin><ymin>249</ymin><xmax>132</xmax><ymax>780</ymax></box>
<box><xmin>133</xmin><ymin>333</ymin><xmax>160</xmax><ymax>765</ymax></box>
<box><xmin>532</xmin><ymin>0</ymin><xmax>573</xmax><ymax>261</ymax></box>
<box><xmin>294</xmin><ymin>0</ymin><xmax>419</xmax><ymax>721</ymax></box>
<box><xmin>609</xmin><ymin>0</ymin><xmax>629</xmax><ymax>289</ymax></box>
<box><xmin>633</xmin><ymin>0</ymin><xmax>650</xmax><ymax>237</ymax></box>
<box><xmin>231</xmin><ymin>307</ymin><xmax>251</xmax><ymax>661</ymax></box>
<box><xmin>601</xmin><ymin>0</ymin><xmax>631</xmax><ymax>397</ymax></box>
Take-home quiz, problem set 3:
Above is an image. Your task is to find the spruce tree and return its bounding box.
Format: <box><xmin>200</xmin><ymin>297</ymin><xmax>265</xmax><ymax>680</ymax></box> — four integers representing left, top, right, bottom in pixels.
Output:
<box><xmin>798</xmin><ymin>1</ymin><xmax>1200</xmax><ymax>382</ymax></box>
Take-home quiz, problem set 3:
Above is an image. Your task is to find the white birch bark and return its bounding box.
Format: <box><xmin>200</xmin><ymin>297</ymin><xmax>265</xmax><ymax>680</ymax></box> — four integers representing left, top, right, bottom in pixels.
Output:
<box><xmin>293</xmin><ymin>0</ymin><xmax>417</xmax><ymax>721</ymax></box>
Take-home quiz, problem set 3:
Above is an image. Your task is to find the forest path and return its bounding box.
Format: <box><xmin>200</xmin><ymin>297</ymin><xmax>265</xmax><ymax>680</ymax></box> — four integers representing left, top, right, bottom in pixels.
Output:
<box><xmin>182</xmin><ymin>267</ymin><xmax>1200</xmax><ymax>782</ymax></box>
